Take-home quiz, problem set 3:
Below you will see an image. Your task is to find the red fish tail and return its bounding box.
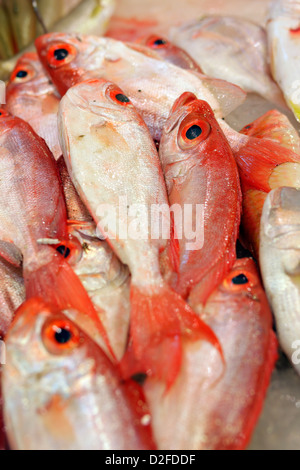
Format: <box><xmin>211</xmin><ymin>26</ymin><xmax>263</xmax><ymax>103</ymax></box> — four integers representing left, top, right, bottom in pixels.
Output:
<box><xmin>121</xmin><ymin>283</ymin><xmax>223</xmax><ymax>390</ymax></box>
<box><xmin>23</xmin><ymin>247</ymin><xmax>114</xmax><ymax>359</ymax></box>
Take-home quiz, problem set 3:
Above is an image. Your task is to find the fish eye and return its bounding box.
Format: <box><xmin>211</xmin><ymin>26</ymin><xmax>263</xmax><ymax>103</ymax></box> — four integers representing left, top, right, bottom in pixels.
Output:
<box><xmin>54</xmin><ymin>238</ymin><xmax>83</xmax><ymax>265</ymax></box>
<box><xmin>178</xmin><ymin>116</ymin><xmax>211</xmax><ymax>149</ymax></box>
<box><xmin>56</xmin><ymin>245</ymin><xmax>71</xmax><ymax>259</ymax></box>
<box><xmin>0</xmin><ymin>109</ymin><xmax>9</xmax><ymax>117</ymax></box>
<box><xmin>47</xmin><ymin>43</ymin><xmax>77</xmax><ymax>68</ymax></box>
<box><xmin>10</xmin><ymin>65</ymin><xmax>35</xmax><ymax>83</ymax></box>
<box><xmin>223</xmin><ymin>270</ymin><xmax>256</xmax><ymax>292</ymax></box>
<box><xmin>107</xmin><ymin>85</ymin><xmax>132</xmax><ymax>107</ymax></box>
<box><xmin>231</xmin><ymin>273</ymin><xmax>249</xmax><ymax>285</ymax></box>
<box><xmin>147</xmin><ymin>36</ymin><xmax>168</xmax><ymax>48</ymax></box>
<box><xmin>42</xmin><ymin>317</ymin><xmax>82</xmax><ymax>355</ymax></box>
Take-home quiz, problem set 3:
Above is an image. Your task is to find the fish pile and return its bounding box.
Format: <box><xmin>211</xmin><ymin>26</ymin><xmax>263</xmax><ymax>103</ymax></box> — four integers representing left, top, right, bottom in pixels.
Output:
<box><xmin>1</xmin><ymin>0</ymin><xmax>300</xmax><ymax>451</ymax></box>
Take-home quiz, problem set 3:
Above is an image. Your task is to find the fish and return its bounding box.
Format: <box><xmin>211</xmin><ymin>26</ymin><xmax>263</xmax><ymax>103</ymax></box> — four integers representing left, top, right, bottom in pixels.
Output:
<box><xmin>260</xmin><ymin>186</ymin><xmax>300</xmax><ymax>375</ymax></box>
<box><xmin>2</xmin><ymin>298</ymin><xmax>155</xmax><ymax>450</ymax></box>
<box><xmin>0</xmin><ymin>0</ymin><xmax>116</xmax><ymax>81</ymax></box>
<box><xmin>159</xmin><ymin>92</ymin><xmax>241</xmax><ymax>309</ymax></box>
<box><xmin>240</xmin><ymin>109</ymin><xmax>300</xmax><ymax>155</ymax></box>
<box><xmin>0</xmin><ymin>109</ymin><xmax>111</xmax><ymax>355</ymax></box>
<box><xmin>58</xmin><ymin>78</ymin><xmax>222</xmax><ymax>387</ymax></box>
<box><xmin>144</xmin><ymin>258</ymin><xmax>278</xmax><ymax>450</ymax></box>
<box><xmin>35</xmin><ymin>32</ymin><xmax>246</xmax><ymax>141</ymax></box>
<box><xmin>6</xmin><ymin>52</ymin><xmax>62</xmax><ymax>160</ymax></box>
<box><xmin>220</xmin><ymin>119</ymin><xmax>300</xmax><ymax>258</ymax></box>
<box><xmin>267</xmin><ymin>0</ymin><xmax>300</xmax><ymax>121</ymax></box>
<box><xmin>57</xmin><ymin>156</ymin><xmax>131</xmax><ymax>360</ymax></box>
<box><xmin>135</xmin><ymin>35</ymin><xmax>203</xmax><ymax>72</ymax></box>
<box><xmin>0</xmin><ymin>257</ymin><xmax>25</xmax><ymax>339</ymax></box>
<box><xmin>170</xmin><ymin>16</ymin><xmax>285</xmax><ymax>106</ymax></box>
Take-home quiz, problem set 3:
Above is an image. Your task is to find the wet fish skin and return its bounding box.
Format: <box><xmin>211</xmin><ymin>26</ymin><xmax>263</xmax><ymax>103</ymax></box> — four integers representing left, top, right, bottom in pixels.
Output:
<box><xmin>58</xmin><ymin>78</ymin><xmax>222</xmax><ymax>387</ymax></box>
<box><xmin>2</xmin><ymin>298</ymin><xmax>154</xmax><ymax>450</ymax></box>
<box><xmin>145</xmin><ymin>258</ymin><xmax>278</xmax><ymax>450</ymax></box>
<box><xmin>260</xmin><ymin>186</ymin><xmax>300</xmax><ymax>375</ymax></box>
<box><xmin>0</xmin><ymin>109</ymin><xmax>110</xmax><ymax>352</ymax></box>
<box><xmin>159</xmin><ymin>92</ymin><xmax>241</xmax><ymax>307</ymax></box>
<box><xmin>267</xmin><ymin>0</ymin><xmax>300</xmax><ymax>121</ymax></box>
<box><xmin>35</xmin><ymin>32</ymin><xmax>246</xmax><ymax>141</ymax></box>
<box><xmin>170</xmin><ymin>15</ymin><xmax>285</xmax><ymax>106</ymax></box>
<box><xmin>0</xmin><ymin>257</ymin><xmax>25</xmax><ymax>339</ymax></box>
<box><xmin>135</xmin><ymin>34</ymin><xmax>203</xmax><ymax>72</ymax></box>
<box><xmin>6</xmin><ymin>52</ymin><xmax>62</xmax><ymax>160</ymax></box>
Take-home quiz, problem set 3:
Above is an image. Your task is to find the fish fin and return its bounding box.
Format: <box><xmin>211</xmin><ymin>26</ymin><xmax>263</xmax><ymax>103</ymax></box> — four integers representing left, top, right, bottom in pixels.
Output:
<box><xmin>168</xmin><ymin>211</ymin><xmax>180</xmax><ymax>273</ymax></box>
<box><xmin>194</xmin><ymin>72</ymin><xmax>247</xmax><ymax>117</ymax></box>
<box><xmin>240</xmin><ymin>189</ymin><xmax>267</xmax><ymax>259</ymax></box>
<box><xmin>24</xmin><ymin>247</ymin><xmax>115</xmax><ymax>360</ymax></box>
<box><xmin>121</xmin><ymin>284</ymin><xmax>223</xmax><ymax>390</ymax></box>
<box><xmin>0</xmin><ymin>240</ymin><xmax>23</xmax><ymax>267</ymax></box>
<box><xmin>233</xmin><ymin>136</ymin><xmax>300</xmax><ymax>193</ymax></box>
<box><xmin>233</xmin><ymin>330</ymin><xmax>278</xmax><ymax>450</ymax></box>
<box><xmin>188</xmin><ymin>248</ymin><xmax>237</xmax><ymax>311</ymax></box>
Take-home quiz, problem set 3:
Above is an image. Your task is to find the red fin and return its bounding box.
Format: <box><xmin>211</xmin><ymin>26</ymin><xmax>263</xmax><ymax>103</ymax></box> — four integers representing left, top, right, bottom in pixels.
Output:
<box><xmin>121</xmin><ymin>284</ymin><xmax>223</xmax><ymax>390</ymax></box>
<box><xmin>188</xmin><ymin>240</ymin><xmax>238</xmax><ymax>311</ymax></box>
<box><xmin>168</xmin><ymin>211</ymin><xmax>180</xmax><ymax>274</ymax></box>
<box><xmin>234</xmin><ymin>136</ymin><xmax>300</xmax><ymax>193</ymax></box>
<box><xmin>24</xmin><ymin>247</ymin><xmax>114</xmax><ymax>360</ymax></box>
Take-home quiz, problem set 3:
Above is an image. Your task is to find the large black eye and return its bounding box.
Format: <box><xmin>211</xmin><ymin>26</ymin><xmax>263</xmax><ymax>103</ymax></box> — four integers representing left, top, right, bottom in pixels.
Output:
<box><xmin>56</xmin><ymin>245</ymin><xmax>71</xmax><ymax>258</ymax></box>
<box><xmin>153</xmin><ymin>38</ymin><xmax>167</xmax><ymax>46</ymax></box>
<box><xmin>54</xmin><ymin>327</ymin><xmax>72</xmax><ymax>344</ymax></box>
<box><xmin>115</xmin><ymin>93</ymin><xmax>130</xmax><ymax>104</ymax></box>
<box><xmin>186</xmin><ymin>125</ymin><xmax>202</xmax><ymax>140</ymax></box>
<box><xmin>54</xmin><ymin>48</ymin><xmax>69</xmax><ymax>61</ymax></box>
<box><xmin>16</xmin><ymin>70</ymin><xmax>28</xmax><ymax>78</ymax></box>
<box><xmin>232</xmin><ymin>274</ymin><xmax>249</xmax><ymax>285</ymax></box>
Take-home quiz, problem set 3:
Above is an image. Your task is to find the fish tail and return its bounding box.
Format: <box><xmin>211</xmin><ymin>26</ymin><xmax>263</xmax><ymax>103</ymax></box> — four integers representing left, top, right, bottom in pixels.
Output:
<box><xmin>24</xmin><ymin>247</ymin><xmax>114</xmax><ymax>359</ymax></box>
<box><xmin>121</xmin><ymin>283</ymin><xmax>223</xmax><ymax>390</ymax></box>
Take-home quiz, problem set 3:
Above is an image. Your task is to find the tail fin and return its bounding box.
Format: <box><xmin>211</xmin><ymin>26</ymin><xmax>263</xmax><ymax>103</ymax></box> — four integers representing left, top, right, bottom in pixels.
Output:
<box><xmin>121</xmin><ymin>284</ymin><xmax>223</xmax><ymax>390</ymax></box>
<box><xmin>233</xmin><ymin>135</ymin><xmax>300</xmax><ymax>193</ymax></box>
<box><xmin>24</xmin><ymin>247</ymin><xmax>114</xmax><ymax>360</ymax></box>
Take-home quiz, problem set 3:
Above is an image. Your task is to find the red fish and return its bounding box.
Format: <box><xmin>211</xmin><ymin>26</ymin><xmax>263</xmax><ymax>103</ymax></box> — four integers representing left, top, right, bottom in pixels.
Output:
<box><xmin>35</xmin><ymin>32</ymin><xmax>246</xmax><ymax>141</ymax></box>
<box><xmin>159</xmin><ymin>93</ymin><xmax>241</xmax><ymax>309</ymax></box>
<box><xmin>220</xmin><ymin>119</ymin><xmax>300</xmax><ymax>257</ymax></box>
<box><xmin>0</xmin><ymin>109</ymin><xmax>111</xmax><ymax>356</ymax></box>
<box><xmin>135</xmin><ymin>35</ymin><xmax>203</xmax><ymax>72</ymax></box>
<box><xmin>58</xmin><ymin>78</ymin><xmax>222</xmax><ymax>388</ymax></box>
<box><xmin>145</xmin><ymin>258</ymin><xmax>278</xmax><ymax>450</ymax></box>
<box><xmin>5</xmin><ymin>53</ymin><xmax>61</xmax><ymax>160</ymax></box>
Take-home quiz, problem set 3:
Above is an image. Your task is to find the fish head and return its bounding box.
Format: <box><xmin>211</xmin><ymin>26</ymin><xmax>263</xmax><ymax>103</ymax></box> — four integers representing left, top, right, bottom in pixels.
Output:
<box><xmin>58</xmin><ymin>78</ymin><xmax>146</xmax><ymax>162</ymax></box>
<box><xmin>161</xmin><ymin>92</ymin><xmax>231</xmax><ymax>168</ymax></box>
<box><xmin>7</xmin><ymin>53</ymin><xmax>58</xmax><ymax>99</ymax></box>
<box><xmin>3</xmin><ymin>298</ymin><xmax>152</xmax><ymax>450</ymax></box>
<box><xmin>35</xmin><ymin>33</ymin><xmax>108</xmax><ymax>96</ymax></box>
